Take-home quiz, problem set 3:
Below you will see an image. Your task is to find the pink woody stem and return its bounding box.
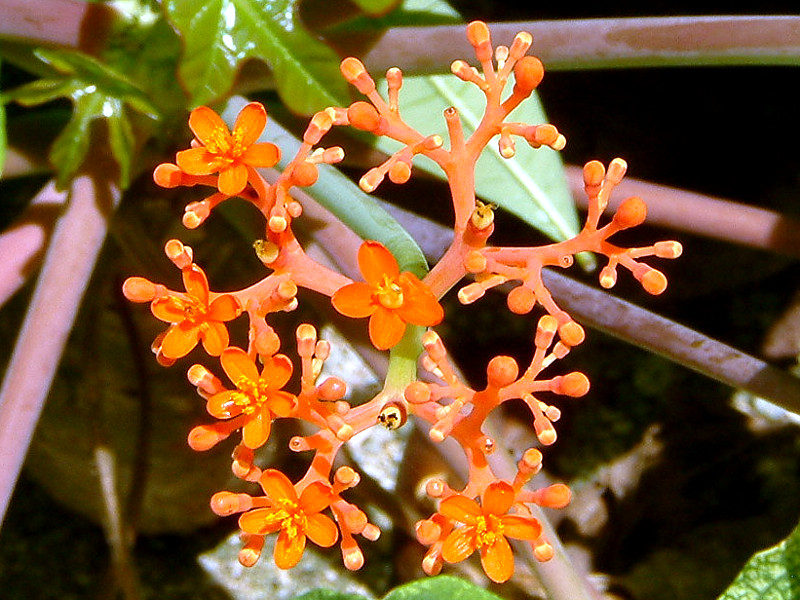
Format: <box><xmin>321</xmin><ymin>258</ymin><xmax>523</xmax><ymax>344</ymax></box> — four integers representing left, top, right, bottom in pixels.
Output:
<box><xmin>0</xmin><ymin>170</ymin><xmax>120</xmax><ymax>526</ymax></box>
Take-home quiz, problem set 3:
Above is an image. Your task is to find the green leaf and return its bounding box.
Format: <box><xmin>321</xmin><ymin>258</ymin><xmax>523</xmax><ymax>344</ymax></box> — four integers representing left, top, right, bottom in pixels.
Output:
<box><xmin>163</xmin><ymin>0</ymin><xmax>349</xmax><ymax>113</ymax></box>
<box><xmin>293</xmin><ymin>590</ymin><xmax>370</xmax><ymax>600</ymax></box>
<box><xmin>717</xmin><ymin>519</ymin><xmax>800</xmax><ymax>600</ymax></box>
<box><xmin>375</xmin><ymin>74</ymin><xmax>580</xmax><ymax>242</ymax></box>
<box><xmin>383</xmin><ymin>575</ymin><xmax>505</xmax><ymax>600</ymax></box>
<box><xmin>4</xmin><ymin>49</ymin><xmax>158</xmax><ymax>189</ymax></box>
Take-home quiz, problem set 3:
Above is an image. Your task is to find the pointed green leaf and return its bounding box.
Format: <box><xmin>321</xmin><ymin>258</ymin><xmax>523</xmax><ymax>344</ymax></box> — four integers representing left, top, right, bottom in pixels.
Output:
<box><xmin>163</xmin><ymin>0</ymin><xmax>349</xmax><ymax>113</ymax></box>
<box><xmin>717</xmin><ymin>519</ymin><xmax>800</xmax><ymax>600</ymax></box>
<box><xmin>375</xmin><ymin>74</ymin><xmax>579</xmax><ymax>242</ymax></box>
<box><xmin>5</xmin><ymin>49</ymin><xmax>157</xmax><ymax>189</ymax></box>
<box><xmin>383</xmin><ymin>575</ymin><xmax>505</xmax><ymax>600</ymax></box>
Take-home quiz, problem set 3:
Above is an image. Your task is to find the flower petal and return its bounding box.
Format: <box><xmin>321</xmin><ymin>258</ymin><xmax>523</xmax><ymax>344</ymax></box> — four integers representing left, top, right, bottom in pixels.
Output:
<box><xmin>369</xmin><ymin>307</ymin><xmax>406</xmax><ymax>350</ymax></box>
<box><xmin>358</xmin><ymin>241</ymin><xmax>399</xmax><ymax>285</ymax></box>
<box><xmin>188</xmin><ymin>105</ymin><xmax>229</xmax><ymax>146</ymax></box>
<box><xmin>274</xmin><ymin>530</ymin><xmax>306</xmax><ymax>569</ymax></box>
<box><xmin>234</xmin><ymin>102</ymin><xmax>267</xmax><ymax>147</ymax></box>
<box><xmin>242</xmin><ymin>409</ymin><xmax>272</xmax><ymax>449</ymax></box>
<box><xmin>200</xmin><ymin>321</ymin><xmax>229</xmax><ymax>356</ymax></box>
<box><xmin>480</xmin><ymin>536</ymin><xmax>514</xmax><ymax>583</ymax></box>
<box><xmin>299</xmin><ymin>482</ymin><xmax>332</xmax><ymax>514</ymax></box>
<box><xmin>208</xmin><ymin>294</ymin><xmax>242</xmax><ymax>321</ymax></box>
<box><xmin>482</xmin><ymin>481</ymin><xmax>515</xmax><ymax>516</ymax></box>
<box><xmin>176</xmin><ymin>147</ymin><xmax>222</xmax><ymax>175</ymax></box>
<box><xmin>218</xmin><ymin>163</ymin><xmax>248</xmax><ymax>196</ymax></box>
<box><xmin>242</xmin><ymin>142</ymin><xmax>280</xmax><ymax>167</ymax></box>
<box><xmin>182</xmin><ymin>265</ymin><xmax>209</xmax><ymax>304</ymax></box>
<box><xmin>238</xmin><ymin>508</ymin><xmax>282</xmax><ymax>535</ymax></box>
<box><xmin>331</xmin><ymin>282</ymin><xmax>376</xmax><ymax>318</ymax></box>
<box><xmin>441</xmin><ymin>526</ymin><xmax>477</xmax><ymax>563</ymax></box>
<box><xmin>500</xmin><ymin>515</ymin><xmax>542</xmax><ymax>541</ymax></box>
<box><xmin>396</xmin><ymin>273</ymin><xmax>444</xmax><ymax>326</ymax></box>
<box><xmin>305</xmin><ymin>513</ymin><xmax>338</xmax><ymax>548</ymax></box>
<box><xmin>220</xmin><ymin>347</ymin><xmax>259</xmax><ymax>384</ymax></box>
<box><xmin>268</xmin><ymin>390</ymin><xmax>296</xmax><ymax>418</ymax></box>
<box><xmin>262</xmin><ymin>354</ymin><xmax>293</xmax><ymax>390</ymax></box>
<box><xmin>259</xmin><ymin>469</ymin><xmax>298</xmax><ymax>503</ymax></box>
<box><xmin>151</xmin><ymin>296</ymin><xmax>187</xmax><ymax>323</ymax></box>
<box><xmin>160</xmin><ymin>323</ymin><xmax>200</xmax><ymax>359</ymax></box>
<box><xmin>438</xmin><ymin>494</ymin><xmax>482</xmax><ymax>525</ymax></box>
<box><xmin>206</xmin><ymin>390</ymin><xmax>242</xmax><ymax>419</ymax></box>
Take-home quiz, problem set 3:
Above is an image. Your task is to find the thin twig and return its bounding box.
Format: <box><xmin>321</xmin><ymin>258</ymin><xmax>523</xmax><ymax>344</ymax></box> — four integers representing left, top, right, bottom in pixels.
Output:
<box><xmin>0</xmin><ymin>163</ymin><xmax>121</xmax><ymax>527</ymax></box>
<box><xmin>358</xmin><ymin>16</ymin><xmax>800</xmax><ymax>75</ymax></box>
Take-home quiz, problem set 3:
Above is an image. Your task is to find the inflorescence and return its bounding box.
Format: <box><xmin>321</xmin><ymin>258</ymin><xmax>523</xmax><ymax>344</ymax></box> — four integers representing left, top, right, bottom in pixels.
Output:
<box><xmin>123</xmin><ymin>21</ymin><xmax>681</xmax><ymax>583</ymax></box>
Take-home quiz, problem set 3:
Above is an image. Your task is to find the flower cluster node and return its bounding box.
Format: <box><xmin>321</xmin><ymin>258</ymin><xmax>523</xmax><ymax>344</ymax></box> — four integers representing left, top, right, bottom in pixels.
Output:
<box><xmin>123</xmin><ymin>19</ymin><xmax>682</xmax><ymax>582</ymax></box>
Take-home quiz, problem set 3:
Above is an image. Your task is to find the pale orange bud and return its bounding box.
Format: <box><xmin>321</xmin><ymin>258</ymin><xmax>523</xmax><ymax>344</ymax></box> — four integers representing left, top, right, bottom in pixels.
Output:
<box><xmin>583</xmin><ymin>160</ymin><xmax>606</xmax><ymax>187</ymax></box>
<box><xmin>499</xmin><ymin>132</ymin><xmax>515</xmax><ymax>158</ymax></box>
<box><xmin>425</xmin><ymin>478</ymin><xmax>446</xmax><ymax>498</ymax></box>
<box><xmin>188</xmin><ymin>424</ymin><xmax>230</xmax><ymax>451</ymax></box>
<box><xmin>405</xmin><ymin>381</ymin><xmax>432</xmax><ymax>404</ymax></box>
<box><xmin>639</xmin><ymin>267</ymin><xmax>668</xmax><ymax>295</ymax></box>
<box><xmin>164</xmin><ymin>239</ymin><xmax>192</xmax><ymax>268</ymax></box>
<box><xmin>487</xmin><ymin>355</ymin><xmax>519</xmax><ymax>387</ymax></box>
<box><xmin>557</xmin><ymin>372</ymin><xmax>590</xmax><ymax>397</ymax></box>
<box><xmin>304</xmin><ymin>111</ymin><xmax>333</xmax><ymax>145</ymax></box>
<box><xmin>153</xmin><ymin>163</ymin><xmax>183</xmax><ymax>188</ymax></box>
<box><xmin>509</xmin><ymin>32</ymin><xmax>533</xmax><ymax>60</ymax></box>
<box><xmin>253</xmin><ymin>239</ymin><xmax>279</xmax><ymax>264</ymax></box>
<box><xmin>655</xmin><ymin>240</ymin><xmax>683</xmax><ymax>259</ymax></box>
<box><xmin>422</xmin><ymin>330</ymin><xmax>447</xmax><ymax>361</ymax></box>
<box><xmin>450</xmin><ymin>59</ymin><xmax>475</xmax><ymax>82</ymax></box>
<box><xmin>238</xmin><ymin>536</ymin><xmax>264</xmax><ymax>567</ymax></box>
<box><xmin>317</xmin><ymin>377</ymin><xmax>347</xmax><ymax>401</ymax></box>
<box><xmin>416</xmin><ymin>519</ymin><xmax>442</xmax><ymax>545</ymax></box>
<box><xmin>422</xmin><ymin>552</ymin><xmax>443</xmax><ymax>576</ymax></box>
<box><xmin>527</xmin><ymin>123</ymin><xmax>558</xmax><ymax>148</ymax></box>
<box><xmin>122</xmin><ymin>277</ymin><xmax>157</xmax><ymax>302</ymax></box>
<box><xmin>340</xmin><ymin>57</ymin><xmax>375</xmax><ymax>94</ymax></box>
<box><xmin>613</xmin><ymin>196</ymin><xmax>647</xmax><ymax>228</ymax></box>
<box><xmin>183</xmin><ymin>200</ymin><xmax>211</xmax><ymax>229</ymax></box>
<box><xmin>466</xmin><ymin>21</ymin><xmax>492</xmax><ymax>62</ymax></box>
<box><xmin>534</xmin><ymin>417</ymin><xmax>557</xmax><ymax>445</ymax></box>
<box><xmin>347</xmin><ymin>101</ymin><xmax>381</xmax><ymax>132</ymax></box>
<box><xmin>210</xmin><ymin>491</ymin><xmax>253</xmax><ymax>516</ymax></box>
<box><xmin>513</xmin><ymin>56</ymin><xmax>544</xmax><ymax>94</ymax></box>
<box><xmin>508</xmin><ymin>285</ymin><xmax>536</xmax><ymax>314</ymax></box>
<box><xmin>335</xmin><ymin>465</ymin><xmax>360</xmax><ymax>487</ymax></box>
<box><xmin>535</xmin><ymin>315</ymin><xmax>559</xmax><ymax>348</ymax></box>
<box><xmin>607</xmin><ymin>157</ymin><xmax>628</xmax><ymax>184</ymax></box>
<box><xmin>558</xmin><ymin>320</ymin><xmax>585</xmax><ymax>347</ymax></box>
<box><xmin>599</xmin><ymin>265</ymin><xmax>617</xmax><ymax>289</ymax></box>
<box><xmin>520</xmin><ymin>448</ymin><xmax>543</xmax><ymax>473</ymax></box>
<box><xmin>291</xmin><ymin>161</ymin><xmax>318</xmax><ymax>187</ymax></box>
<box><xmin>359</xmin><ymin>167</ymin><xmax>384</xmax><ymax>193</ymax></box>
<box><xmin>535</xmin><ymin>483</ymin><xmax>571</xmax><ymax>508</ymax></box>
<box><xmin>388</xmin><ymin>161</ymin><xmax>411</xmax><ymax>184</ymax></box>
<box><xmin>464</xmin><ymin>250</ymin><xmax>487</xmax><ymax>273</ymax></box>
<box><xmin>458</xmin><ymin>282</ymin><xmax>485</xmax><ymax>304</ymax></box>
<box><xmin>533</xmin><ymin>539</ymin><xmax>554</xmax><ymax>561</ymax></box>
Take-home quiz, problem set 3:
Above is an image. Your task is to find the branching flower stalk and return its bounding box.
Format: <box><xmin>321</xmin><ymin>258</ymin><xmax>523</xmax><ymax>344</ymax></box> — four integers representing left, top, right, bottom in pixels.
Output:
<box><xmin>123</xmin><ymin>21</ymin><xmax>681</xmax><ymax>586</ymax></box>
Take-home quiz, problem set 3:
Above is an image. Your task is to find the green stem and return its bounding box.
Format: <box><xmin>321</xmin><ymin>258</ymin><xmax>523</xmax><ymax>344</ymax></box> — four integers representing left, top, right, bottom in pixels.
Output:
<box><xmin>384</xmin><ymin>325</ymin><xmax>424</xmax><ymax>393</ymax></box>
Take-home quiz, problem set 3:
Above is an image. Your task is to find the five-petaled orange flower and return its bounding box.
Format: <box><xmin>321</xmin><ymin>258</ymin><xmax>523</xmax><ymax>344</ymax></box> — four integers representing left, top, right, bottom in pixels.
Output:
<box><xmin>331</xmin><ymin>241</ymin><xmax>443</xmax><ymax>350</ymax></box>
<box><xmin>207</xmin><ymin>347</ymin><xmax>296</xmax><ymax>449</ymax></box>
<box><xmin>239</xmin><ymin>469</ymin><xmax>339</xmax><ymax>569</ymax></box>
<box><xmin>151</xmin><ymin>265</ymin><xmax>241</xmax><ymax>359</ymax></box>
<box><xmin>439</xmin><ymin>481</ymin><xmax>542</xmax><ymax>583</ymax></box>
<box><xmin>176</xmin><ymin>102</ymin><xmax>281</xmax><ymax>196</ymax></box>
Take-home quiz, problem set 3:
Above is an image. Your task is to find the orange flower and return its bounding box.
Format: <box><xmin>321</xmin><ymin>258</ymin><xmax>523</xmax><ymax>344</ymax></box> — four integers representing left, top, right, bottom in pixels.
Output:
<box><xmin>176</xmin><ymin>102</ymin><xmax>281</xmax><ymax>196</ymax></box>
<box><xmin>239</xmin><ymin>469</ymin><xmax>339</xmax><ymax>569</ymax></box>
<box><xmin>331</xmin><ymin>241</ymin><xmax>443</xmax><ymax>350</ymax></box>
<box><xmin>206</xmin><ymin>347</ymin><xmax>296</xmax><ymax>449</ymax></box>
<box><xmin>439</xmin><ymin>481</ymin><xmax>542</xmax><ymax>583</ymax></box>
<box><xmin>151</xmin><ymin>265</ymin><xmax>241</xmax><ymax>359</ymax></box>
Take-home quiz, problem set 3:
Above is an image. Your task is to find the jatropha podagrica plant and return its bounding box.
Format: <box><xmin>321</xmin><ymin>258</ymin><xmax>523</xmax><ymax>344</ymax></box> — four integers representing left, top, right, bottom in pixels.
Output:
<box><xmin>123</xmin><ymin>21</ymin><xmax>682</xmax><ymax>584</ymax></box>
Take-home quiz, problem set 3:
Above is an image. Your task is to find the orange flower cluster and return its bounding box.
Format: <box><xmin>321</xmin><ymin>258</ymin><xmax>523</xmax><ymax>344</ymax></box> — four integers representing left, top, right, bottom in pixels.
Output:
<box><xmin>123</xmin><ymin>20</ymin><xmax>681</xmax><ymax>583</ymax></box>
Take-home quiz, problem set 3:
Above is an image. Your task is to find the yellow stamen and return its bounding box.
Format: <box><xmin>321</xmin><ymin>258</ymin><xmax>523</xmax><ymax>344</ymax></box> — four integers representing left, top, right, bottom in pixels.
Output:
<box><xmin>475</xmin><ymin>514</ymin><xmax>504</xmax><ymax>548</ymax></box>
<box><xmin>375</xmin><ymin>274</ymin><xmax>404</xmax><ymax>309</ymax></box>
<box><xmin>232</xmin><ymin>376</ymin><xmax>272</xmax><ymax>415</ymax></box>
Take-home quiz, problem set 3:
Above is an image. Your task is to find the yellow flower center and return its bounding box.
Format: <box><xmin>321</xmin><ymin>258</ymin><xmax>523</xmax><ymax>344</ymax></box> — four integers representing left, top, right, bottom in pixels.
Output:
<box><xmin>275</xmin><ymin>498</ymin><xmax>306</xmax><ymax>540</ymax></box>
<box><xmin>231</xmin><ymin>376</ymin><xmax>271</xmax><ymax>415</ymax></box>
<box><xmin>205</xmin><ymin>125</ymin><xmax>246</xmax><ymax>159</ymax></box>
<box><xmin>475</xmin><ymin>514</ymin><xmax>504</xmax><ymax>548</ymax></box>
<box><xmin>375</xmin><ymin>275</ymin><xmax>404</xmax><ymax>310</ymax></box>
<box><xmin>169</xmin><ymin>296</ymin><xmax>208</xmax><ymax>326</ymax></box>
